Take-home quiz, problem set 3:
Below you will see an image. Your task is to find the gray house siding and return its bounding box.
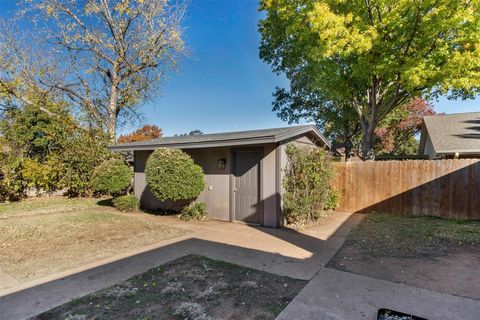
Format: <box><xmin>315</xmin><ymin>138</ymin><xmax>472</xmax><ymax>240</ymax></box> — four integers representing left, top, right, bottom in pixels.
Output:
<box><xmin>133</xmin><ymin>144</ymin><xmax>282</xmax><ymax>227</ymax></box>
<box><xmin>186</xmin><ymin>147</ymin><xmax>231</xmax><ymax>221</ymax></box>
<box><xmin>423</xmin><ymin>134</ymin><xmax>436</xmax><ymax>160</ymax></box>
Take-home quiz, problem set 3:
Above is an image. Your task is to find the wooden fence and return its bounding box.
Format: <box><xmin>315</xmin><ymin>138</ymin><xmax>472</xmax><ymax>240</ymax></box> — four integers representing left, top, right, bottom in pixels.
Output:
<box><xmin>332</xmin><ymin>159</ymin><xmax>480</xmax><ymax>220</ymax></box>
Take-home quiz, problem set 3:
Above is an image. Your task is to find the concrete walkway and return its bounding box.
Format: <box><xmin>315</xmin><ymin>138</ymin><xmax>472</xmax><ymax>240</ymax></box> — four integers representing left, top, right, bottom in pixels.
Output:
<box><xmin>0</xmin><ymin>211</ymin><xmax>362</xmax><ymax>320</ymax></box>
<box><xmin>277</xmin><ymin>267</ymin><xmax>480</xmax><ymax>320</ymax></box>
<box><xmin>0</xmin><ymin>270</ymin><xmax>18</xmax><ymax>288</ymax></box>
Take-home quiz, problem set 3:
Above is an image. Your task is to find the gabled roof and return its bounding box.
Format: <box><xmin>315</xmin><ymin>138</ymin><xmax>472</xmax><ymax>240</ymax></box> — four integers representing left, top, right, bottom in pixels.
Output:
<box><xmin>419</xmin><ymin>112</ymin><xmax>480</xmax><ymax>155</ymax></box>
<box><xmin>109</xmin><ymin>125</ymin><xmax>330</xmax><ymax>151</ymax></box>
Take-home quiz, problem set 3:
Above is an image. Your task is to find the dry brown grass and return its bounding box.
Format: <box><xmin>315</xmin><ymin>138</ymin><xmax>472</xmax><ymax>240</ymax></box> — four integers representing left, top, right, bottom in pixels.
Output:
<box><xmin>0</xmin><ymin>197</ymin><xmax>186</xmax><ymax>283</ymax></box>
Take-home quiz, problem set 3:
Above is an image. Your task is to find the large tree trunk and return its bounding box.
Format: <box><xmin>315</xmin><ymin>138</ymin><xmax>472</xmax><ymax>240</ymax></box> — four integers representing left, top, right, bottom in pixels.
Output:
<box><xmin>107</xmin><ymin>83</ymin><xmax>118</xmax><ymax>144</ymax></box>
<box><xmin>361</xmin><ymin>80</ymin><xmax>378</xmax><ymax>160</ymax></box>
<box><xmin>361</xmin><ymin>125</ymin><xmax>376</xmax><ymax>160</ymax></box>
<box><xmin>354</xmin><ymin>106</ymin><xmax>377</xmax><ymax>161</ymax></box>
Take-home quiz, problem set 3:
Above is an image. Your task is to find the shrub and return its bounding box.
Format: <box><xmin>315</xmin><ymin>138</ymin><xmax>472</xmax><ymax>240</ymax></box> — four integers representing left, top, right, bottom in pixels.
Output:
<box><xmin>91</xmin><ymin>158</ymin><xmax>132</xmax><ymax>196</ymax></box>
<box><xmin>282</xmin><ymin>144</ymin><xmax>334</xmax><ymax>226</ymax></box>
<box><xmin>59</xmin><ymin>130</ymin><xmax>110</xmax><ymax>196</ymax></box>
<box><xmin>324</xmin><ymin>189</ymin><xmax>340</xmax><ymax>210</ymax></box>
<box><xmin>0</xmin><ymin>154</ymin><xmax>25</xmax><ymax>202</ymax></box>
<box><xmin>145</xmin><ymin>148</ymin><xmax>205</xmax><ymax>202</ymax></box>
<box><xmin>112</xmin><ymin>195</ymin><xmax>139</xmax><ymax>212</ymax></box>
<box><xmin>22</xmin><ymin>156</ymin><xmax>61</xmax><ymax>194</ymax></box>
<box><xmin>180</xmin><ymin>202</ymin><xmax>208</xmax><ymax>221</ymax></box>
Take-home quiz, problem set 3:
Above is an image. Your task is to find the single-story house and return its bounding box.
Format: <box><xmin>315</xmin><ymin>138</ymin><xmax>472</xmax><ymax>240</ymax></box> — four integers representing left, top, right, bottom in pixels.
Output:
<box><xmin>419</xmin><ymin>112</ymin><xmax>480</xmax><ymax>159</ymax></box>
<box><xmin>110</xmin><ymin>125</ymin><xmax>330</xmax><ymax>227</ymax></box>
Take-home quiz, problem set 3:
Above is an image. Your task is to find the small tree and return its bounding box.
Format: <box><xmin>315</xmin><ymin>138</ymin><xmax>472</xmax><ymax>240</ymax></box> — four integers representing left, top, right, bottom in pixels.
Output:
<box><xmin>91</xmin><ymin>158</ymin><xmax>132</xmax><ymax>196</ymax></box>
<box><xmin>282</xmin><ymin>144</ymin><xmax>334</xmax><ymax>226</ymax></box>
<box><xmin>145</xmin><ymin>148</ymin><xmax>205</xmax><ymax>202</ymax></box>
<box><xmin>375</xmin><ymin>98</ymin><xmax>436</xmax><ymax>155</ymax></box>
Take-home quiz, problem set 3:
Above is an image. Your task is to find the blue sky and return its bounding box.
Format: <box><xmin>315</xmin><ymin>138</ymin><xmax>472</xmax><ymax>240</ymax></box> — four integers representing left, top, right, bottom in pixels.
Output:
<box><xmin>1</xmin><ymin>0</ymin><xmax>478</xmax><ymax>136</ymax></box>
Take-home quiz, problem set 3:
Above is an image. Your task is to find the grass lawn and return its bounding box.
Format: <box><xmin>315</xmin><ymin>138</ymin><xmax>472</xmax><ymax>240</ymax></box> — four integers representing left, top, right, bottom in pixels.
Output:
<box><xmin>328</xmin><ymin>213</ymin><xmax>480</xmax><ymax>300</ymax></box>
<box><xmin>33</xmin><ymin>255</ymin><xmax>307</xmax><ymax>320</ymax></box>
<box><xmin>0</xmin><ymin>197</ymin><xmax>186</xmax><ymax>284</ymax></box>
<box><xmin>340</xmin><ymin>213</ymin><xmax>480</xmax><ymax>257</ymax></box>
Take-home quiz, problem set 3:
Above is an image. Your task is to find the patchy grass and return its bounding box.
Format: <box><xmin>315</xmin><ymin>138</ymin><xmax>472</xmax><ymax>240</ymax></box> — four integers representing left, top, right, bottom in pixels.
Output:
<box><xmin>0</xmin><ymin>197</ymin><xmax>186</xmax><ymax>283</ymax></box>
<box><xmin>345</xmin><ymin>213</ymin><xmax>480</xmax><ymax>258</ymax></box>
<box><xmin>33</xmin><ymin>255</ymin><xmax>306</xmax><ymax>320</ymax></box>
<box><xmin>0</xmin><ymin>197</ymin><xmax>101</xmax><ymax>217</ymax></box>
<box><xmin>328</xmin><ymin>213</ymin><xmax>480</xmax><ymax>300</ymax></box>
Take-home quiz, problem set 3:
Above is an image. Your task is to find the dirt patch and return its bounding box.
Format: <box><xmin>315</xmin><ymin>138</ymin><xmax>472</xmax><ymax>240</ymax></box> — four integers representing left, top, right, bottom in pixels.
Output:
<box><xmin>327</xmin><ymin>213</ymin><xmax>480</xmax><ymax>300</ymax></box>
<box><xmin>32</xmin><ymin>255</ymin><xmax>307</xmax><ymax>320</ymax></box>
<box><xmin>0</xmin><ymin>197</ymin><xmax>186</xmax><ymax>284</ymax></box>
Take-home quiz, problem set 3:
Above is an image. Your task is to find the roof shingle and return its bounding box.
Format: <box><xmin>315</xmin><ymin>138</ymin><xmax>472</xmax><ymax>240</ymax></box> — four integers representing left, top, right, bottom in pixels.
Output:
<box><xmin>423</xmin><ymin>112</ymin><xmax>480</xmax><ymax>154</ymax></box>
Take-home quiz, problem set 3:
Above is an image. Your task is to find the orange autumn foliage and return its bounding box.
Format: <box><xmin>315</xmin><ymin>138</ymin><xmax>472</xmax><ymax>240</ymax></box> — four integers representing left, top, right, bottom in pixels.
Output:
<box><xmin>118</xmin><ymin>125</ymin><xmax>162</xmax><ymax>143</ymax></box>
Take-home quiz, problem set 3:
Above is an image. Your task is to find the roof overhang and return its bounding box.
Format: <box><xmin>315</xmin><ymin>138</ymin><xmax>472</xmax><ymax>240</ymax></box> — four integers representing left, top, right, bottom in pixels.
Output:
<box><xmin>108</xmin><ymin>125</ymin><xmax>331</xmax><ymax>152</ymax></box>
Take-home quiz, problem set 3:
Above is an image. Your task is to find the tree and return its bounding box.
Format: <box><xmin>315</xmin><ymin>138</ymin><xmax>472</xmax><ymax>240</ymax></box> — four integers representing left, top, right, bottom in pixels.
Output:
<box><xmin>175</xmin><ymin>129</ymin><xmax>204</xmax><ymax>136</ymax></box>
<box><xmin>375</xmin><ymin>98</ymin><xmax>436</xmax><ymax>155</ymax></box>
<box><xmin>259</xmin><ymin>0</ymin><xmax>480</xmax><ymax>159</ymax></box>
<box><xmin>0</xmin><ymin>101</ymin><xmax>75</xmax><ymax>160</ymax></box>
<box><xmin>59</xmin><ymin>129</ymin><xmax>110</xmax><ymax>196</ymax></box>
<box><xmin>118</xmin><ymin>124</ymin><xmax>162</xmax><ymax>143</ymax></box>
<box><xmin>0</xmin><ymin>22</ymin><xmax>58</xmax><ymax>118</ymax></box>
<box><xmin>20</xmin><ymin>0</ymin><xmax>188</xmax><ymax>142</ymax></box>
<box><xmin>272</xmin><ymin>87</ymin><xmax>360</xmax><ymax>157</ymax></box>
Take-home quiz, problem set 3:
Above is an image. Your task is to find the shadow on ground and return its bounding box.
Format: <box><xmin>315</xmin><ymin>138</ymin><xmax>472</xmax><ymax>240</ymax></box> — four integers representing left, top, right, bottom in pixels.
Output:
<box><xmin>0</xmin><ymin>212</ymin><xmax>362</xmax><ymax>320</ymax></box>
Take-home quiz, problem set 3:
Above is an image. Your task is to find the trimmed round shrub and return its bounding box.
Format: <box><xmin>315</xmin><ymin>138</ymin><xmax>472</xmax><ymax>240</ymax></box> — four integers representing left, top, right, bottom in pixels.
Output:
<box><xmin>145</xmin><ymin>148</ymin><xmax>205</xmax><ymax>201</ymax></box>
<box><xmin>91</xmin><ymin>158</ymin><xmax>132</xmax><ymax>195</ymax></box>
<box><xmin>180</xmin><ymin>202</ymin><xmax>208</xmax><ymax>221</ymax></box>
<box><xmin>113</xmin><ymin>195</ymin><xmax>139</xmax><ymax>212</ymax></box>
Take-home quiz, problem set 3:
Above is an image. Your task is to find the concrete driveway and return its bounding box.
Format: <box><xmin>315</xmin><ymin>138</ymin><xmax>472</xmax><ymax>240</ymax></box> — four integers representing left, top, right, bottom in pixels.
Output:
<box><xmin>0</xmin><ymin>211</ymin><xmax>362</xmax><ymax>320</ymax></box>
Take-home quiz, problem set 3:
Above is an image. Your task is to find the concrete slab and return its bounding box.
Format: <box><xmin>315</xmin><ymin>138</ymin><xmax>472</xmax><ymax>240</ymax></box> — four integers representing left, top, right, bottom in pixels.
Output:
<box><xmin>276</xmin><ymin>267</ymin><xmax>480</xmax><ymax>320</ymax></box>
<box><xmin>0</xmin><ymin>211</ymin><xmax>362</xmax><ymax>320</ymax></box>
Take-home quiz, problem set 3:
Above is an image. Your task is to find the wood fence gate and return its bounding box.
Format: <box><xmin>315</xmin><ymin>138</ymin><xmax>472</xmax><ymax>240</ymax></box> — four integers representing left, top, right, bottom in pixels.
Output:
<box><xmin>332</xmin><ymin>159</ymin><xmax>480</xmax><ymax>220</ymax></box>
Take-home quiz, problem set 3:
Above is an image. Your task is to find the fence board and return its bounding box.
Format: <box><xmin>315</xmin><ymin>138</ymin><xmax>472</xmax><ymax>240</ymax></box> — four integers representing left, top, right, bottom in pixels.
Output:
<box><xmin>333</xmin><ymin>159</ymin><xmax>480</xmax><ymax>220</ymax></box>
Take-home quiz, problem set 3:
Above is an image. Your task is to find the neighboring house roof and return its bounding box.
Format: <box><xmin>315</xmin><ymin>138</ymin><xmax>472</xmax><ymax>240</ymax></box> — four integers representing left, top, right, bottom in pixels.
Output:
<box><xmin>109</xmin><ymin>125</ymin><xmax>330</xmax><ymax>151</ymax></box>
<box><xmin>419</xmin><ymin>112</ymin><xmax>480</xmax><ymax>155</ymax></box>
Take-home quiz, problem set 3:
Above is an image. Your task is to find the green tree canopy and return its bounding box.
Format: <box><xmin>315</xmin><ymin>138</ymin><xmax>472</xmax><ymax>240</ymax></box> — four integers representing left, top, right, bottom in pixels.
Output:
<box><xmin>260</xmin><ymin>0</ymin><xmax>480</xmax><ymax>159</ymax></box>
<box><xmin>0</xmin><ymin>100</ymin><xmax>75</xmax><ymax>160</ymax></box>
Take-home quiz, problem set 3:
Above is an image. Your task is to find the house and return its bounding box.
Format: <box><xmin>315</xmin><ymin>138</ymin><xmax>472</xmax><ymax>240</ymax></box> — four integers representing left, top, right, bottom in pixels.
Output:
<box><xmin>110</xmin><ymin>125</ymin><xmax>330</xmax><ymax>227</ymax></box>
<box><xmin>419</xmin><ymin>112</ymin><xmax>480</xmax><ymax>159</ymax></box>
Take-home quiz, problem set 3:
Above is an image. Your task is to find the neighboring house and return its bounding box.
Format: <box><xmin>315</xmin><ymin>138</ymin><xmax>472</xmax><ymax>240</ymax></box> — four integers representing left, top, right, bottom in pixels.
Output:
<box><xmin>110</xmin><ymin>125</ymin><xmax>330</xmax><ymax>227</ymax></box>
<box><xmin>419</xmin><ymin>112</ymin><xmax>480</xmax><ymax>159</ymax></box>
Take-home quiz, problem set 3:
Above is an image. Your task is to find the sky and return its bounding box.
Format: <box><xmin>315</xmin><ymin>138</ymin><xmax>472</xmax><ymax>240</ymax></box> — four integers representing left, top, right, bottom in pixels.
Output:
<box><xmin>0</xmin><ymin>0</ymin><xmax>479</xmax><ymax>136</ymax></box>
